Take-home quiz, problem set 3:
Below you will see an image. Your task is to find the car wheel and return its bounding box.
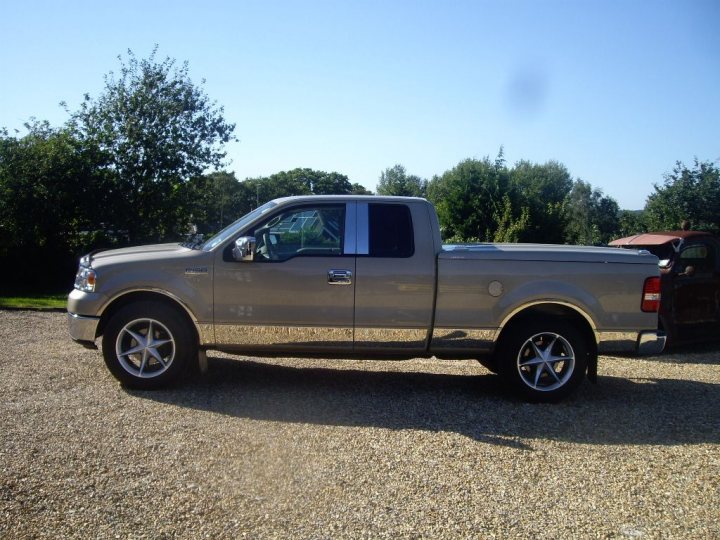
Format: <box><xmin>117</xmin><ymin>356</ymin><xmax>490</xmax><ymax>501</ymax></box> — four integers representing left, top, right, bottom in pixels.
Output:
<box><xmin>497</xmin><ymin>320</ymin><xmax>587</xmax><ymax>402</ymax></box>
<box><xmin>102</xmin><ymin>301</ymin><xmax>196</xmax><ymax>389</ymax></box>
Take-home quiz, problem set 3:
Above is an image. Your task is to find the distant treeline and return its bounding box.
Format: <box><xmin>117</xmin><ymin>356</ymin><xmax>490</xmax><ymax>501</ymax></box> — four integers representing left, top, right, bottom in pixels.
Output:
<box><xmin>1</xmin><ymin>49</ymin><xmax>718</xmax><ymax>294</ymax></box>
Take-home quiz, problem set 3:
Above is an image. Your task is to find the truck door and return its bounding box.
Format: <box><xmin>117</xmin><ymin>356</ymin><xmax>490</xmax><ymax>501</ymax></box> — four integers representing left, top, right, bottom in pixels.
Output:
<box><xmin>671</xmin><ymin>240</ymin><xmax>720</xmax><ymax>341</ymax></box>
<box><xmin>212</xmin><ymin>202</ymin><xmax>355</xmax><ymax>352</ymax></box>
<box><xmin>353</xmin><ymin>202</ymin><xmax>436</xmax><ymax>353</ymax></box>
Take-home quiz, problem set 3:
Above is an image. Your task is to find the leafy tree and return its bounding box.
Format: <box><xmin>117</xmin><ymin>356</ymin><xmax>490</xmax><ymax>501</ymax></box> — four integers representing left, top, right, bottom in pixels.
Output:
<box><xmin>307</xmin><ymin>170</ymin><xmax>353</xmax><ymax>195</ymax></box>
<box><xmin>644</xmin><ymin>159</ymin><xmax>720</xmax><ymax>234</ymax></box>
<box><xmin>67</xmin><ymin>47</ymin><xmax>236</xmax><ymax>243</ymax></box>
<box><xmin>377</xmin><ymin>164</ymin><xmax>427</xmax><ymax>197</ymax></box>
<box><xmin>564</xmin><ymin>180</ymin><xmax>620</xmax><ymax>245</ymax></box>
<box><xmin>617</xmin><ymin>210</ymin><xmax>647</xmax><ymax>237</ymax></box>
<box><xmin>493</xmin><ymin>193</ymin><xmax>530</xmax><ymax>242</ymax></box>
<box><xmin>241</xmin><ymin>168</ymin><xmax>366</xmax><ymax>210</ymax></box>
<box><xmin>0</xmin><ymin>121</ymin><xmax>107</xmax><ymax>252</ymax></box>
<box><xmin>185</xmin><ymin>171</ymin><xmax>250</xmax><ymax>234</ymax></box>
<box><xmin>510</xmin><ymin>160</ymin><xmax>571</xmax><ymax>243</ymax></box>
<box><xmin>350</xmin><ymin>183</ymin><xmax>373</xmax><ymax>195</ymax></box>
<box><xmin>0</xmin><ymin>121</ymin><xmax>112</xmax><ymax>292</ymax></box>
<box><xmin>427</xmin><ymin>154</ymin><xmax>518</xmax><ymax>241</ymax></box>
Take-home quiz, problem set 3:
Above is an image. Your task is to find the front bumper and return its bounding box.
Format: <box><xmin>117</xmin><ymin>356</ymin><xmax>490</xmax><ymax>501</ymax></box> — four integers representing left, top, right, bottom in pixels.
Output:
<box><xmin>67</xmin><ymin>312</ymin><xmax>100</xmax><ymax>344</ymax></box>
<box><xmin>597</xmin><ymin>330</ymin><xmax>666</xmax><ymax>355</ymax></box>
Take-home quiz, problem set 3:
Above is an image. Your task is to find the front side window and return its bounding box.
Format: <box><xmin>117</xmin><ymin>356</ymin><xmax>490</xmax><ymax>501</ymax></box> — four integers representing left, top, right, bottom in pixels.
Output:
<box><xmin>252</xmin><ymin>205</ymin><xmax>345</xmax><ymax>261</ymax></box>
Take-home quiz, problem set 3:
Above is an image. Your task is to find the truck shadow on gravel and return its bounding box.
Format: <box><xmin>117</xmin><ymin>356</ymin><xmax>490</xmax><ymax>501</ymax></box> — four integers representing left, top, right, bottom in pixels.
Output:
<box><xmin>648</xmin><ymin>342</ymin><xmax>720</xmax><ymax>364</ymax></box>
<box><xmin>134</xmin><ymin>357</ymin><xmax>720</xmax><ymax>449</ymax></box>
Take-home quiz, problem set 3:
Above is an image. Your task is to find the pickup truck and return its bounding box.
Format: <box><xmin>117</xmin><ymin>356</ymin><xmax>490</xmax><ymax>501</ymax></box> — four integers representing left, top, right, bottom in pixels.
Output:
<box><xmin>68</xmin><ymin>196</ymin><xmax>665</xmax><ymax>402</ymax></box>
<box><xmin>610</xmin><ymin>230</ymin><xmax>720</xmax><ymax>346</ymax></box>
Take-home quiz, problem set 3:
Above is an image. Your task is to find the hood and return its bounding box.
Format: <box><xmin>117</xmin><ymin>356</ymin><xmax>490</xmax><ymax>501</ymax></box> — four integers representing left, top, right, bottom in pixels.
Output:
<box><xmin>88</xmin><ymin>243</ymin><xmax>193</xmax><ymax>267</ymax></box>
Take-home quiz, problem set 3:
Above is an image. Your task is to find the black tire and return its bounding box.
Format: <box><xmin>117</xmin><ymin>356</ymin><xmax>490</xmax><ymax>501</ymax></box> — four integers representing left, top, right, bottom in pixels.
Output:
<box><xmin>497</xmin><ymin>319</ymin><xmax>587</xmax><ymax>402</ymax></box>
<box><xmin>101</xmin><ymin>301</ymin><xmax>196</xmax><ymax>389</ymax></box>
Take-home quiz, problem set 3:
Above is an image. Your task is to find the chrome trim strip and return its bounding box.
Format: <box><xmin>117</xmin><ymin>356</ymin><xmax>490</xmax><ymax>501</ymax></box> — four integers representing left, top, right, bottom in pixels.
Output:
<box><xmin>344</xmin><ymin>202</ymin><xmax>357</xmax><ymax>254</ymax></box>
<box><xmin>499</xmin><ymin>300</ymin><xmax>598</xmax><ymax>333</ymax></box>
<box><xmin>353</xmin><ymin>327</ymin><xmax>427</xmax><ymax>349</ymax></box>
<box><xmin>214</xmin><ymin>325</ymin><xmax>353</xmax><ymax>347</ymax></box>
<box><xmin>356</xmin><ymin>202</ymin><xmax>369</xmax><ymax>255</ymax></box>
<box><xmin>430</xmin><ymin>328</ymin><xmax>497</xmax><ymax>352</ymax></box>
<box><xmin>67</xmin><ymin>312</ymin><xmax>100</xmax><ymax>342</ymax></box>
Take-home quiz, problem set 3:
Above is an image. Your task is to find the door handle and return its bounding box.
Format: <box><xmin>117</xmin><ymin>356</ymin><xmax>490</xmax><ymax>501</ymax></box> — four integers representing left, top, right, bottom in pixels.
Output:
<box><xmin>328</xmin><ymin>269</ymin><xmax>352</xmax><ymax>285</ymax></box>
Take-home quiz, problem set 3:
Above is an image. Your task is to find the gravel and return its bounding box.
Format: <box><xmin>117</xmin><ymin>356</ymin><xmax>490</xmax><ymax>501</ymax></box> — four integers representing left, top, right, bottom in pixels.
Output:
<box><xmin>1</xmin><ymin>310</ymin><xmax>719</xmax><ymax>539</ymax></box>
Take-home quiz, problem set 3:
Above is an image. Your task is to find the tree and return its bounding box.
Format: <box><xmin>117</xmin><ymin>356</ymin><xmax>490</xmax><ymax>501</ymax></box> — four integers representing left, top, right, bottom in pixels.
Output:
<box><xmin>510</xmin><ymin>160</ymin><xmax>571</xmax><ymax>244</ymax></box>
<box><xmin>426</xmin><ymin>154</ymin><xmax>519</xmax><ymax>241</ymax></box>
<box><xmin>377</xmin><ymin>164</ymin><xmax>427</xmax><ymax>197</ymax></box>
<box><xmin>644</xmin><ymin>160</ymin><xmax>720</xmax><ymax>234</ymax></box>
<box><xmin>493</xmin><ymin>194</ymin><xmax>531</xmax><ymax>242</ymax></box>
<box><xmin>307</xmin><ymin>170</ymin><xmax>354</xmax><ymax>195</ymax></box>
<box><xmin>185</xmin><ymin>171</ymin><xmax>249</xmax><ymax>234</ymax></box>
<box><xmin>564</xmin><ymin>180</ymin><xmax>620</xmax><ymax>245</ymax></box>
<box><xmin>67</xmin><ymin>47</ymin><xmax>236</xmax><ymax>243</ymax></box>
<box><xmin>350</xmin><ymin>183</ymin><xmax>373</xmax><ymax>195</ymax></box>
<box><xmin>617</xmin><ymin>210</ymin><xmax>647</xmax><ymax>237</ymax></box>
<box><xmin>0</xmin><ymin>121</ymin><xmax>107</xmax><ymax>251</ymax></box>
<box><xmin>0</xmin><ymin>121</ymin><xmax>112</xmax><ymax>292</ymax></box>
<box><xmin>240</xmin><ymin>168</ymin><xmax>367</xmax><ymax>211</ymax></box>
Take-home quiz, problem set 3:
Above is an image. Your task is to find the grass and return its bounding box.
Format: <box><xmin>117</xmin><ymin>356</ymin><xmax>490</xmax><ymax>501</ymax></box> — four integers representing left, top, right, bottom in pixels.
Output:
<box><xmin>0</xmin><ymin>294</ymin><xmax>67</xmax><ymax>310</ymax></box>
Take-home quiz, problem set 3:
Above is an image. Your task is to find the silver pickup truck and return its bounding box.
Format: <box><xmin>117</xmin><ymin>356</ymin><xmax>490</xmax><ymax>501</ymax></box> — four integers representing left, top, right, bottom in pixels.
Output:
<box><xmin>68</xmin><ymin>195</ymin><xmax>665</xmax><ymax>401</ymax></box>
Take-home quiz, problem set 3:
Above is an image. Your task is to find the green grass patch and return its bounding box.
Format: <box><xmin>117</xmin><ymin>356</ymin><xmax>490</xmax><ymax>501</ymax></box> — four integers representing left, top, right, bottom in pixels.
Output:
<box><xmin>0</xmin><ymin>294</ymin><xmax>67</xmax><ymax>310</ymax></box>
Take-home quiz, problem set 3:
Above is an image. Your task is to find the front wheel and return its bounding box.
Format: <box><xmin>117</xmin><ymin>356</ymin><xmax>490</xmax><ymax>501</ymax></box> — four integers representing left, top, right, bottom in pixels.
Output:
<box><xmin>102</xmin><ymin>301</ymin><xmax>196</xmax><ymax>389</ymax></box>
<box><xmin>497</xmin><ymin>320</ymin><xmax>587</xmax><ymax>402</ymax></box>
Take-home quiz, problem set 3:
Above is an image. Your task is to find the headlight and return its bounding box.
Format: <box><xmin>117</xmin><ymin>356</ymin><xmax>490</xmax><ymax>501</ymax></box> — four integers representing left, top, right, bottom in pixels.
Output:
<box><xmin>74</xmin><ymin>265</ymin><xmax>97</xmax><ymax>292</ymax></box>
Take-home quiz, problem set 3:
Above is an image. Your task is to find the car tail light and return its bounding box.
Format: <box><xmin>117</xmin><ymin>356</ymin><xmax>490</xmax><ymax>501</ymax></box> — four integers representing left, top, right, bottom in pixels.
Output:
<box><xmin>642</xmin><ymin>277</ymin><xmax>661</xmax><ymax>312</ymax></box>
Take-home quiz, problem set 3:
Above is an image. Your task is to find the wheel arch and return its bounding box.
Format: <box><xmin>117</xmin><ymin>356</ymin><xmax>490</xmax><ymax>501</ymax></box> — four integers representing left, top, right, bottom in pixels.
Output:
<box><xmin>496</xmin><ymin>301</ymin><xmax>598</xmax><ymax>382</ymax></box>
<box><xmin>96</xmin><ymin>289</ymin><xmax>202</xmax><ymax>345</ymax></box>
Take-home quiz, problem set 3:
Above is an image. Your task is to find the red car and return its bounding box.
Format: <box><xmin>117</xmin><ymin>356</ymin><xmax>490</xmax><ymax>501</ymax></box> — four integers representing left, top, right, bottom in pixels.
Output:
<box><xmin>610</xmin><ymin>231</ymin><xmax>720</xmax><ymax>346</ymax></box>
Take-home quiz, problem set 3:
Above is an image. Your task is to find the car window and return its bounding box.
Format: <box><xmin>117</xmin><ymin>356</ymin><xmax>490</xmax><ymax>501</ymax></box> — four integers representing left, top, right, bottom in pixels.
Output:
<box><xmin>368</xmin><ymin>203</ymin><xmax>414</xmax><ymax>258</ymax></box>
<box><xmin>678</xmin><ymin>243</ymin><xmax>715</xmax><ymax>273</ymax></box>
<box><xmin>251</xmin><ymin>205</ymin><xmax>345</xmax><ymax>261</ymax></box>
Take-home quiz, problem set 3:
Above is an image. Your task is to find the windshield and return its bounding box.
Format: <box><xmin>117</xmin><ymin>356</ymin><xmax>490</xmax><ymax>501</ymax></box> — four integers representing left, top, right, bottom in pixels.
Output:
<box><xmin>201</xmin><ymin>201</ymin><xmax>277</xmax><ymax>251</ymax></box>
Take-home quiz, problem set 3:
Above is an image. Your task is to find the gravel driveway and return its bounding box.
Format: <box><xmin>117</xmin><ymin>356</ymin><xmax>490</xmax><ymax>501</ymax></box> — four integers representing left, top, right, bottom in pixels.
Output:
<box><xmin>1</xmin><ymin>310</ymin><xmax>719</xmax><ymax>538</ymax></box>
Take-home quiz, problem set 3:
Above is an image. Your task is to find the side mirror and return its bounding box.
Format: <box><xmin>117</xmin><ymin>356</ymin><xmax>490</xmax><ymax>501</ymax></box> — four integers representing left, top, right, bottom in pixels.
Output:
<box><xmin>680</xmin><ymin>265</ymin><xmax>696</xmax><ymax>277</ymax></box>
<box><xmin>232</xmin><ymin>236</ymin><xmax>256</xmax><ymax>262</ymax></box>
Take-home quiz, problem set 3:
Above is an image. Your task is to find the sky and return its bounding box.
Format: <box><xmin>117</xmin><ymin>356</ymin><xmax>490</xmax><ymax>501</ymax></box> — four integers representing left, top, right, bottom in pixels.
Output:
<box><xmin>1</xmin><ymin>0</ymin><xmax>718</xmax><ymax>209</ymax></box>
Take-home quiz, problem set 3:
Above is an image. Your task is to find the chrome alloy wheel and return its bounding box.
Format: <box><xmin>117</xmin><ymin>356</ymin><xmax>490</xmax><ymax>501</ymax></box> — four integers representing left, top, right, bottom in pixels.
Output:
<box><xmin>515</xmin><ymin>332</ymin><xmax>576</xmax><ymax>392</ymax></box>
<box><xmin>115</xmin><ymin>318</ymin><xmax>176</xmax><ymax>378</ymax></box>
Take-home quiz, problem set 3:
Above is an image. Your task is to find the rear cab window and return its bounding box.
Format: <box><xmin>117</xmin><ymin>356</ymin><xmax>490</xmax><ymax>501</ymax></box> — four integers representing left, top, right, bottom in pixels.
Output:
<box><xmin>368</xmin><ymin>203</ymin><xmax>414</xmax><ymax>258</ymax></box>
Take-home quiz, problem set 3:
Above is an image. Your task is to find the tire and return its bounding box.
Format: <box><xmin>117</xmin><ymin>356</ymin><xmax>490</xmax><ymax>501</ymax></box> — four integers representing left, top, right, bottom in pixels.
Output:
<box><xmin>497</xmin><ymin>319</ymin><xmax>587</xmax><ymax>402</ymax></box>
<box><xmin>101</xmin><ymin>301</ymin><xmax>196</xmax><ymax>389</ymax></box>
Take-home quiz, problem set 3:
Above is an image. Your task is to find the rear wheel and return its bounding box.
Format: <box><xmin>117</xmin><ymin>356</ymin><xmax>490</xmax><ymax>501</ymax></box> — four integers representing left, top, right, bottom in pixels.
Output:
<box><xmin>102</xmin><ymin>302</ymin><xmax>196</xmax><ymax>389</ymax></box>
<box><xmin>497</xmin><ymin>320</ymin><xmax>587</xmax><ymax>402</ymax></box>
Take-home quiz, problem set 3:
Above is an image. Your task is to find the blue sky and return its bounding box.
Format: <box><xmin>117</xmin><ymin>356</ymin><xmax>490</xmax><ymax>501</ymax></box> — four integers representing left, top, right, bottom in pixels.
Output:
<box><xmin>1</xmin><ymin>0</ymin><xmax>718</xmax><ymax>209</ymax></box>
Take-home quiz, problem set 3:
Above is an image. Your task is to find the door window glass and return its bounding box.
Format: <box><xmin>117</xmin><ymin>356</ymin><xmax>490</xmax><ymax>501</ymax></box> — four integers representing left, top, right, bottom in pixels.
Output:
<box><xmin>678</xmin><ymin>243</ymin><xmax>714</xmax><ymax>273</ymax></box>
<box><xmin>368</xmin><ymin>204</ymin><xmax>414</xmax><ymax>258</ymax></box>
<box><xmin>252</xmin><ymin>205</ymin><xmax>345</xmax><ymax>261</ymax></box>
